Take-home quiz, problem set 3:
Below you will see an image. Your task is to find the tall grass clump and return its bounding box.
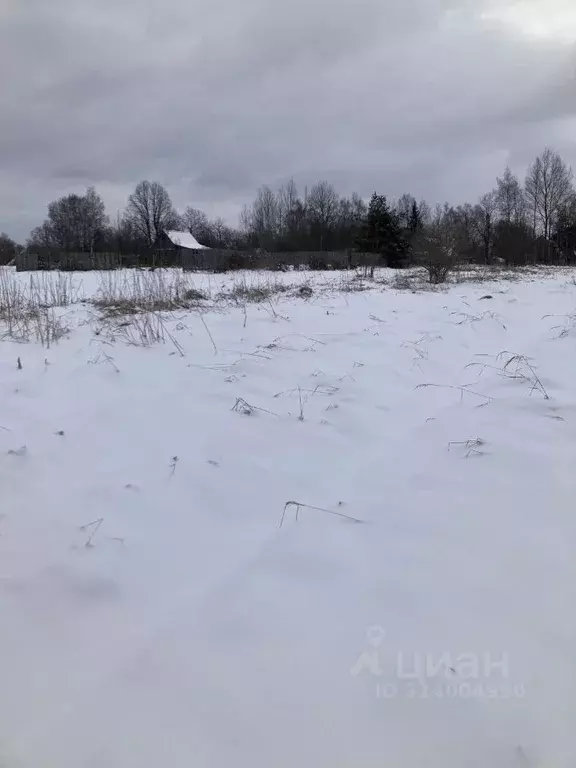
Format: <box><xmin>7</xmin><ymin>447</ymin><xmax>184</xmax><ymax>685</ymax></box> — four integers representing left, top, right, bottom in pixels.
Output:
<box><xmin>94</xmin><ymin>269</ymin><xmax>208</xmax><ymax>314</ymax></box>
<box><xmin>0</xmin><ymin>268</ymin><xmax>70</xmax><ymax>346</ymax></box>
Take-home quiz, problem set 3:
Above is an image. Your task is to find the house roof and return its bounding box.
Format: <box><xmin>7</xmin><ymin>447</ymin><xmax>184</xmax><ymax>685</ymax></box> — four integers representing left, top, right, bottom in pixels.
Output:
<box><xmin>165</xmin><ymin>231</ymin><xmax>210</xmax><ymax>250</ymax></box>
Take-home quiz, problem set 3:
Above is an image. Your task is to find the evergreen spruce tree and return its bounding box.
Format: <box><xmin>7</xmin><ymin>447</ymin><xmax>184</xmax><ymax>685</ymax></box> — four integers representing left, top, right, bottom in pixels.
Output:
<box><xmin>409</xmin><ymin>199</ymin><xmax>423</xmax><ymax>234</ymax></box>
<box><xmin>355</xmin><ymin>193</ymin><xmax>409</xmax><ymax>268</ymax></box>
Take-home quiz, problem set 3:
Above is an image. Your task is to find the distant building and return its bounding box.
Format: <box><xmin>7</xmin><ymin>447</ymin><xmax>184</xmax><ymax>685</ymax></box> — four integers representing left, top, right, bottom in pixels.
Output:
<box><xmin>163</xmin><ymin>231</ymin><xmax>210</xmax><ymax>251</ymax></box>
<box><xmin>154</xmin><ymin>230</ymin><xmax>215</xmax><ymax>269</ymax></box>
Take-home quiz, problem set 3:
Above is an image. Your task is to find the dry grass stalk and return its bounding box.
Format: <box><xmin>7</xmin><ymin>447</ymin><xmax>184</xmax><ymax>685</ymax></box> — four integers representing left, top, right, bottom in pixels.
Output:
<box><xmin>416</xmin><ymin>383</ymin><xmax>493</xmax><ymax>407</ymax></box>
<box><xmin>467</xmin><ymin>352</ymin><xmax>549</xmax><ymax>399</ymax></box>
<box><xmin>80</xmin><ymin>518</ymin><xmax>104</xmax><ymax>548</ymax></box>
<box><xmin>448</xmin><ymin>438</ymin><xmax>486</xmax><ymax>458</ymax></box>
<box><xmin>231</xmin><ymin>397</ymin><xmax>279</xmax><ymax>417</ymax></box>
<box><xmin>280</xmin><ymin>500</ymin><xmax>364</xmax><ymax>528</ymax></box>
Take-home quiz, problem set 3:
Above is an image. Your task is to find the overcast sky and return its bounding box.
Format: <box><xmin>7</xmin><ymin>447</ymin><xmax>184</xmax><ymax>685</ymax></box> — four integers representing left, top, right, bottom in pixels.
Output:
<box><xmin>1</xmin><ymin>0</ymin><xmax>575</xmax><ymax>241</ymax></box>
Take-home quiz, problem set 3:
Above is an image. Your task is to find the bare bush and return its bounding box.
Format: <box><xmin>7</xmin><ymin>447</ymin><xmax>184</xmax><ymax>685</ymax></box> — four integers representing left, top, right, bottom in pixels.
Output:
<box><xmin>427</xmin><ymin>260</ymin><xmax>454</xmax><ymax>285</ymax></box>
<box><xmin>412</xmin><ymin>233</ymin><xmax>459</xmax><ymax>284</ymax></box>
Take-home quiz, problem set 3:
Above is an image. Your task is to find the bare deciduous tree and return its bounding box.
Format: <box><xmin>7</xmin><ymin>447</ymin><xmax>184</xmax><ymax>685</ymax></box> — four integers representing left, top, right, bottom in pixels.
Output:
<box><xmin>28</xmin><ymin>187</ymin><xmax>108</xmax><ymax>253</ymax></box>
<box><xmin>351</xmin><ymin>193</ymin><xmax>368</xmax><ymax>222</ymax></box>
<box><xmin>276</xmin><ymin>179</ymin><xmax>300</xmax><ymax>241</ymax></box>
<box><xmin>470</xmin><ymin>192</ymin><xmax>498</xmax><ymax>264</ymax></box>
<box><xmin>525</xmin><ymin>149</ymin><xmax>573</xmax><ymax>240</ymax></box>
<box><xmin>395</xmin><ymin>193</ymin><xmax>417</xmax><ymax>230</ymax></box>
<box><xmin>240</xmin><ymin>181</ymin><xmax>365</xmax><ymax>253</ymax></box>
<box><xmin>242</xmin><ymin>185</ymin><xmax>280</xmax><ymax>250</ymax></box>
<box><xmin>181</xmin><ymin>207</ymin><xmax>212</xmax><ymax>245</ymax></box>
<box><xmin>210</xmin><ymin>217</ymin><xmax>236</xmax><ymax>248</ymax></box>
<box><xmin>496</xmin><ymin>167</ymin><xmax>525</xmax><ymax>226</ymax></box>
<box><xmin>126</xmin><ymin>181</ymin><xmax>179</xmax><ymax>246</ymax></box>
<box><xmin>418</xmin><ymin>199</ymin><xmax>432</xmax><ymax>228</ymax></box>
<box><xmin>83</xmin><ymin>187</ymin><xmax>108</xmax><ymax>253</ymax></box>
<box><xmin>307</xmin><ymin>181</ymin><xmax>339</xmax><ymax>249</ymax></box>
<box><xmin>525</xmin><ymin>160</ymin><xmax>541</xmax><ymax>239</ymax></box>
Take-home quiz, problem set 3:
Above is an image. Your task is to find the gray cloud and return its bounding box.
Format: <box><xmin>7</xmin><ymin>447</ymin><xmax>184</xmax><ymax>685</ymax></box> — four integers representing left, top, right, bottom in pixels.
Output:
<box><xmin>0</xmin><ymin>0</ymin><xmax>575</xmax><ymax>239</ymax></box>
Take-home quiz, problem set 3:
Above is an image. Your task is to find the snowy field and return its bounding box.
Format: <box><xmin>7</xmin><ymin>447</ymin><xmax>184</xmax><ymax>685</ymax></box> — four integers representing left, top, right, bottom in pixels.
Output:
<box><xmin>1</xmin><ymin>266</ymin><xmax>576</xmax><ymax>767</ymax></box>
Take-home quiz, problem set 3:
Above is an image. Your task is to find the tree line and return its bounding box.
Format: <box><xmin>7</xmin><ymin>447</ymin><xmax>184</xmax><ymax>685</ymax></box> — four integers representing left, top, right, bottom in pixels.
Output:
<box><xmin>2</xmin><ymin>147</ymin><xmax>575</xmax><ymax>267</ymax></box>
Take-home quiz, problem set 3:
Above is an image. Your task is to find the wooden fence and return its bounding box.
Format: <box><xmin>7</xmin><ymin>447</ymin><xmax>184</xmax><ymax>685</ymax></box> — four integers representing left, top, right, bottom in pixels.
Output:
<box><xmin>180</xmin><ymin>249</ymin><xmax>361</xmax><ymax>272</ymax></box>
<box><xmin>16</xmin><ymin>251</ymin><xmax>140</xmax><ymax>271</ymax></box>
<box><xmin>17</xmin><ymin>248</ymin><xmax>376</xmax><ymax>273</ymax></box>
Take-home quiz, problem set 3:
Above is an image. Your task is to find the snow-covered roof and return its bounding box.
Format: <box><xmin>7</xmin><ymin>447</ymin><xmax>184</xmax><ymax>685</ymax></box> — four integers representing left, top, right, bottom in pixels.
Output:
<box><xmin>165</xmin><ymin>231</ymin><xmax>210</xmax><ymax>250</ymax></box>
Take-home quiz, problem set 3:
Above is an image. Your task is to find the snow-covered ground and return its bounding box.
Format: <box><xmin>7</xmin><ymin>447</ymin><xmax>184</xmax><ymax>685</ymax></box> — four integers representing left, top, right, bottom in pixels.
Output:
<box><xmin>1</xmin><ymin>268</ymin><xmax>576</xmax><ymax>767</ymax></box>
